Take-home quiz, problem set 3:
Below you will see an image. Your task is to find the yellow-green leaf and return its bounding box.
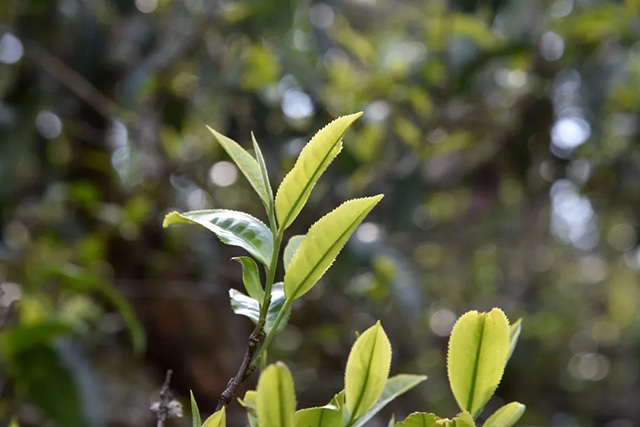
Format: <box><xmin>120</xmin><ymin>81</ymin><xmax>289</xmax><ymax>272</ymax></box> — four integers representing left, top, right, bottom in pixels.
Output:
<box><xmin>445</xmin><ymin>411</ymin><xmax>476</xmax><ymax>427</ymax></box>
<box><xmin>345</xmin><ymin>321</ymin><xmax>392</xmax><ymax>424</ymax></box>
<box><xmin>252</xmin><ymin>132</ymin><xmax>274</xmax><ymax>208</ymax></box>
<box><xmin>447</xmin><ymin>309</ymin><xmax>510</xmax><ymax>417</ymax></box>
<box><xmin>508</xmin><ymin>319</ymin><xmax>522</xmax><ymax>362</ymax></box>
<box><xmin>395</xmin><ymin>413</ymin><xmax>439</xmax><ymax>427</ymax></box>
<box><xmin>238</xmin><ymin>390</ymin><xmax>258</xmax><ymax>427</ymax></box>
<box><xmin>285</xmin><ymin>195</ymin><xmax>383</xmax><ymax>301</ymax></box>
<box><xmin>163</xmin><ymin>210</ymin><xmax>273</xmax><ymax>266</ymax></box>
<box><xmin>275</xmin><ymin>112</ymin><xmax>362</xmax><ymax>230</ymax></box>
<box><xmin>483</xmin><ymin>402</ymin><xmax>525</xmax><ymax>427</ymax></box>
<box><xmin>257</xmin><ymin>362</ymin><xmax>296</xmax><ymax>427</ymax></box>
<box><xmin>190</xmin><ymin>391</ymin><xmax>202</xmax><ymax>427</ymax></box>
<box><xmin>296</xmin><ymin>407</ymin><xmax>342</xmax><ymax>427</ymax></box>
<box><xmin>202</xmin><ymin>407</ymin><xmax>226</xmax><ymax>427</ymax></box>
<box><xmin>233</xmin><ymin>256</ymin><xmax>264</xmax><ymax>301</ymax></box>
<box><xmin>207</xmin><ymin>126</ymin><xmax>272</xmax><ymax>209</ymax></box>
<box><xmin>283</xmin><ymin>235</ymin><xmax>304</xmax><ymax>271</ymax></box>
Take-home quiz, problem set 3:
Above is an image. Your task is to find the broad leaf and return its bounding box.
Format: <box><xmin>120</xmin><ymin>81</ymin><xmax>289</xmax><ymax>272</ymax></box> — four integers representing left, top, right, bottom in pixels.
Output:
<box><xmin>483</xmin><ymin>402</ymin><xmax>525</xmax><ymax>427</ymax></box>
<box><xmin>202</xmin><ymin>407</ymin><xmax>226</xmax><ymax>427</ymax></box>
<box><xmin>229</xmin><ymin>283</ymin><xmax>291</xmax><ymax>334</ymax></box>
<box><xmin>257</xmin><ymin>362</ymin><xmax>296</xmax><ymax>427</ymax></box>
<box><xmin>395</xmin><ymin>413</ymin><xmax>439</xmax><ymax>427</ymax></box>
<box><xmin>163</xmin><ymin>210</ymin><xmax>273</xmax><ymax>265</ymax></box>
<box><xmin>285</xmin><ymin>195</ymin><xmax>383</xmax><ymax>301</ymax></box>
<box><xmin>508</xmin><ymin>319</ymin><xmax>522</xmax><ymax>362</ymax></box>
<box><xmin>238</xmin><ymin>390</ymin><xmax>258</xmax><ymax>427</ymax></box>
<box><xmin>352</xmin><ymin>374</ymin><xmax>427</xmax><ymax>427</ymax></box>
<box><xmin>345</xmin><ymin>321</ymin><xmax>392</xmax><ymax>423</ymax></box>
<box><xmin>275</xmin><ymin>112</ymin><xmax>362</xmax><ymax>230</ymax></box>
<box><xmin>296</xmin><ymin>407</ymin><xmax>342</xmax><ymax>427</ymax></box>
<box><xmin>191</xmin><ymin>391</ymin><xmax>201</xmax><ymax>427</ymax></box>
<box><xmin>233</xmin><ymin>256</ymin><xmax>264</xmax><ymax>301</ymax></box>
<box><xmin>447</xmin><ymin>309</ymin><xmax>510</xmax><ymax>417</ymax></box>
<box><xmin>252</xmin><ymin>132</ymin><xmax>274</xmax><ymax>208</ymax></box>
<box><xmin>207</xmin><ymin>126</ymin><xmax>272</xmax><ymax>209</ymax></box>
<box><xmin>283</xmin><ymin>235</ymin><xmax>305</xmax><ymax>270</ymax></box>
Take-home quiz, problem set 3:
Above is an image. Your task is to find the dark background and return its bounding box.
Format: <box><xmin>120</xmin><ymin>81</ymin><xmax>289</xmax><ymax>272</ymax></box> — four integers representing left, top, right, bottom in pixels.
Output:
<box><xmin>1</xmin><ymin>0</ymin><xmax>639</xmax><ymax>426</ymax></box>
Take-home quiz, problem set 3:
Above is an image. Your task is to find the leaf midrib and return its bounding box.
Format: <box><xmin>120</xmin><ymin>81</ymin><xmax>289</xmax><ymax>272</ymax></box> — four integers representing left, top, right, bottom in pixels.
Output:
<box><xmin>466</xmin><ymin>315</ymin><xmax>486</xmax><ymax>413</ymax></box>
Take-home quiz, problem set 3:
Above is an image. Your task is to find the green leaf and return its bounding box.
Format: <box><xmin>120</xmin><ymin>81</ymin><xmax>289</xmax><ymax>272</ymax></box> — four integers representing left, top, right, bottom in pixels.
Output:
<box><xmin>239</xmin><ymin>390</ymin><xmax>258</xmax><ymax>427</ymax></box>
<box><xmin>352</xmin><ymin>374</ymin><xmax>427</xmax><ymax>427</ymax></box>
<box><xmin>283</xmin><ymin>235</ymin><xmax>305</xmax><ymax>270</ymax></box>
<box><xmin>252</xmin><ymin>131</ymin><xmax>274</xmax><ymax>208</ymax></box>
<box><xmin>284</xmin><ymin>195</ymin><xmax>383</xmax><ymax>301</ymax></box>
<box><xmin>229</xmin><ymin>283</ymin><xmax>291</xmax><ymax>334</ymax></box>
<box><xmin>191</xmin><ymin>391</ymin><xmax>202</xmax><ymax>427</ymax></box>
<box><xmin>345</xmin><ymin>321</ymin><xmax>392</xmax><ymax>424</ymax></box>
<box><xmin>233</xmin><ymin>256</ymin><xmax>264</xmax><ymax>301</ymax></box>
<box><xmin>508</xmin><ymin>319</ymin><xmax>522</xmax><ymax>362</ymax></box>
<box><xmin>202</xmin><ymin>407</ymin><xmax>226</xmax><ymax>427</ymax></box>
<box><xmin>257</xmin><ymin>362</ymin><xmax>296</xmax><ymax>427</ymax></box>
<box><xmin>163</xmin><ymin>210</ymin><xmax>273</xmax><ymax>265</ymax></box>
<box><xmin>296</xmin><ymin>407</ymin><xmax>342</xmax><ymax>427</ymax></box>
<box><xmin>395</xmin><ymin>413</ymin><xmax>439</xmax><ymax>427</ymax></box>
<box><xmin>207</xmin><ymin>126</ymin><xmax>272</xmax><ymax>208</ymax></box>
<box><xmin>275</xmin><ymin>112</ymin><xmax>362</xmax><ymax>230</ymax></box>
<box><xmin>447</xmin><ymin>309</ymin><xmax>510</xmax><ymax>417</ymax></box>
<box><xmin>483</xmin><ymin>402</ymin><xmax>525</xmax><ymax>427</ymax></box>
<box><xmin>446</xmin><ymin>411</ymin><xmax>476</xmax><ymax>427</ymax></box>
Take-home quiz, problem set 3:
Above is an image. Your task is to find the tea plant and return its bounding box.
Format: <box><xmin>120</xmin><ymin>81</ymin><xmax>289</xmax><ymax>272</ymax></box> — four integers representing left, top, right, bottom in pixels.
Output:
<box><xmin>163</xmin><ymin>114</ymin><xmax>525</xmax><ymax>427</ymax></box>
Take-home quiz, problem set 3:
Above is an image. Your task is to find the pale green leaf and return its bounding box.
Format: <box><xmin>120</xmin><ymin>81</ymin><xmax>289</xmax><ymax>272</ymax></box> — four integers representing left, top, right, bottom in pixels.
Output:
<box><xmin>191</xmin><ymin>391</ymin><xmax>202</xmax><ymax>427</ymax></box>
<box><xmin>345</xmin><ymin>321</ymin><xmax>392</xmax><ymax>423</ymax></box>
<box><xmin>508</xmin><ymin>319</ymin><xmax>522</xmax><ymax>362</ymax></box>
<box><xmin>447</xmin><ymin>309</ymin><xmax>510</xmax><ymax>417</ymax></box>
<box><xmin>202</xmin><ymin>407</ymin><xmax>226</xmax><ymax>427</ymax></box>
<box><xmin>296</xmin><ymin>407</ymin><xmax>342</xmax><ymax>427</ymax></box>
<box><xmin>387</xmin><ymin>415</ymin><xmax>395</xmax><ymax>427</ymax></box>
<box><xmin>251</xmin><ymin>132</ymin><xmax>274</xmax><ymax>208</ymax></box>
<box><xmin>285</xmin><ymin>195</ymin><xmax>383</xmax><ymax>301</ymax></box>
<box><xmin>233</xmin><ymin>256</ymin><xmax>264</xmax><ymax>301</ymax></box>
<box><xmin>257</xmin><ymin>362</ymin><xmax>296</xmax><ymax>427</ymax></box>
<box><xmin>163</xmin><ymin>210</ymin><xmax>273</xmax><ymax>265</ymax></box>
<box><xmin>284</xmin><ymin>235</ymin><xmax>305</xmax><ymax>271</ymax></box>
<box><xmin>483</xmin><ymin>402</ymin><xmax>525</xmax><ymax>427</ymax></box>
<box><xmin>229</xmin><ymin>283</ymin><xmax>291</xmax><ymax>334</ymax></box>
<box><xmin>238</xmin><ymin>390</ymin><xmax>258</xmax><ymax>427</ymax></box>
<box><xmin>207</xmin><ymin>126</ymin><xmax>271</xmax><ymax>208</ymax></box>
<box><xmin>275</xmin><ymin>112</ymin><xmax>362</xmax><ymax>230</ymax></box>
<box><xmin>352</xmin><ymin>374</ymin><xmax>427</xmax><ymax>427</ymax></box>
<box><xmin>446</xmin><ymin>411</ymin><xmax>476</xmax><ymax>427</ymax></box>
<box><xmin>395</xmin><ymin>413</ymin><xmax>439</xmax><ymax>427</ymax></box>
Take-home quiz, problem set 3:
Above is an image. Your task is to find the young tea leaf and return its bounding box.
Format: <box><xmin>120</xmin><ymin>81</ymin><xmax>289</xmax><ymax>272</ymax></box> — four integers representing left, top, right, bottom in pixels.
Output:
<box><xmin>275</xmin><ymin>112</ymin><xmax>362</xmax><ymax>230</ymax></box>
<box><xmin>395</xmin><ymin>413</ymin><xmax>439</xmax><ymax>427</ymax></box>
<box><xmin>163</xmin><ymin>210</ymin><xmax>273</xmax><ymax>265</ymax></box>
<box><xmin>344</xmin><ymin>321</ymin><xmax>392</xmax><ymax>424</ymax></box>
<box><xmin>283</xmin><ymin>235</ymin><xmax>304</xmax><ymax>271</ymax></box>
<box><xmin>251</xmin><ymin>132</ymin><xmax>274</xmax><ymax>208</ymax></box>
<box><xmin>238</xmin><ymin>390</ymin><xmax>258</xmax><ymax>427</ymax></box>
<box><xmin>508</xmin><ymin>319</ymin><xmax>522</xmax><ymax>362</ymax></box>
<box><xmin>229</xmin><ymin>284</ymin><xmax>290</xmax><ymax>334</ymax></box>
<box><xmin>351</xmin><ymin>374</ymin><xmax>427</xmax><ymax>427</ymax></box>
<box><xmin>229</xmin><ymin>289</ymin><xmax>260</xmax><ymax>324</ymax></box>
<box><xmin>296</xmin><ymin>407</ymin><xmax>342</xmax><ymax>427</ymax></box>
<box><xmin>207</xmin><ymin>126</ymin><xmax>272</xmax><ymax>209</ymax></box>
<box><xmin>233</xmin><ymin>256</ymin><xmax>264</xmax><ymax>301</ymax></box>
<box><xmin>483</xmin><ymin>402</ymin><xmax>525</xmax><ymax>427</ymax></box>
<box><xmin>284</xmin><ymin>195</ymin><xmax>383</xmax><ymax>301</ymax></box>
<box><xmin>201</xmin><ymin>407</ymin><xmax>226</xmax><ymax>427</ymax></box>
<box><xmin>257</xmin><ymin>362</ymin><xmax>296</xmax><ymax>427</ymax></box>
<box><xmin>190</xmin><ymin>391</ymin><xmax>201</xmax><ymax>427</ymax></box>
<box><xmin>447</xmin><ymin>309</ymin><xmax>510</xmax><ymax>418</ymax></box>
<box><xmin>447</xmin><ymin>411</ymin><xmax>476</xmax><ymax>427</ymax></box>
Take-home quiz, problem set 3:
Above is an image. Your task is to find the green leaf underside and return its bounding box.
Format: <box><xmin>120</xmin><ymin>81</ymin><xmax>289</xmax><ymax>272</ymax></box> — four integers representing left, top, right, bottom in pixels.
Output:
<box><xmin>207</xmin><ymin>126</ymin><xmax>271</xmax><ymax>208</ymax></box>
<box><xmin>345</xmin><ymin>321</ymin><xmax>392</xmax><ymax>422</ymax></box>
<box><xmin>352</xmin><ymin>374</ymin><xmax>427</xmax><ymax>427</ymax></box>
<box><xmin>251</xmin><ymin>132</ymin><xmax>274</xmax><ymax>207</ymax></box>
<box><xmin>191</xmin><ymin>391</ymin><xmax>202</xmax><ymax>427</ymax></box>
<box><xmin>508</xmin><ymin>319</ymin><xmax>522</xmax><ymax>362</ymax></box>
<box><xmin>201</xmin><ymin>407</ymin><xmax>226</xmax><ymax>427</ymax></box>
<box><xmin>283</xmin><ymin>235</ymin><xmax>305</xmax><ymax>270</ymax></box>
<box><xmin>285</xmin><ymin>195</ymin><xmax>383</xmax><ymax>301</ymax></box>
<box><xmin>257</xmin><ymin>363</ymin><xmax>296</xmax><ymax>427</ymax></box>
<box><xmin>483</xmin><ymin>402</ymin><xmax>525</xmax><ymax>427</ymax></box>
<box><xmin>229</xmin><ymin>283</ymin><xmax>290</xmax><ymax>334</ymax></box>
<box><xmin>163</xmin><ymin>210</ymin><xmax>273</xmax><ymax>265</ymax></box>
<box><xmin>447</xmin><ymin>309</ymin><xmax>510</xmax><ymax>417</ymax></box>
<box><xmin>395</xmin><ymin>413</ymin><xmax>439</xmax><ymax>427</ymax></box>
<box><xmin>275</xmin><ymin>112</ymin><xmax>362</xmax><ymax>230</ymax></box>
<box><xmin>233</xmin><ymin>256</ymin><xmax>264</xmax><ymax>301</ymax></box>
<box><xmin>296</xmin><ymin>407</ymin><xmax>342</xmax><ymax>427</ymax></box>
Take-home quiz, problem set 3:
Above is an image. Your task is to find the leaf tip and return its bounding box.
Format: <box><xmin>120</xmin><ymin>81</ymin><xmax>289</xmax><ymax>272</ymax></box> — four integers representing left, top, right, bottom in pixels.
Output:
<box><xmin>162</xmin><ymin>211</ymin><xmax>180</xmax><ymax>228</ymax></box>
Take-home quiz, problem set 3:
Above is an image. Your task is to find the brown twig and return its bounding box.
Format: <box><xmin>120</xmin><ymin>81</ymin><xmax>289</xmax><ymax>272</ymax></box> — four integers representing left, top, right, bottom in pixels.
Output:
<box><xmin>152</xmin><ymin>370</ymin><xmax>183</xmax><ymax>427</ymax></box>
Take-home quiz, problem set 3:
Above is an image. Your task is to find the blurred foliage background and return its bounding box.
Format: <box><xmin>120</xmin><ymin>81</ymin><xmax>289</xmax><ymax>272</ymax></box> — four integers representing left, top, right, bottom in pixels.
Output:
<box><xmin>1</xmin><ymin>0</ymin><xmax>640</xmax><ymax>426</ymax></box>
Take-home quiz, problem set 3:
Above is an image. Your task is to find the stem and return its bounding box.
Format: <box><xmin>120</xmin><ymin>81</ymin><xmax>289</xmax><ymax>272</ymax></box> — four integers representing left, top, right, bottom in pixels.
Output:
<box><xmin>248</xmin><ymin>298</ymin><xmax>292</xmax><ymax>372</ymax></box>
